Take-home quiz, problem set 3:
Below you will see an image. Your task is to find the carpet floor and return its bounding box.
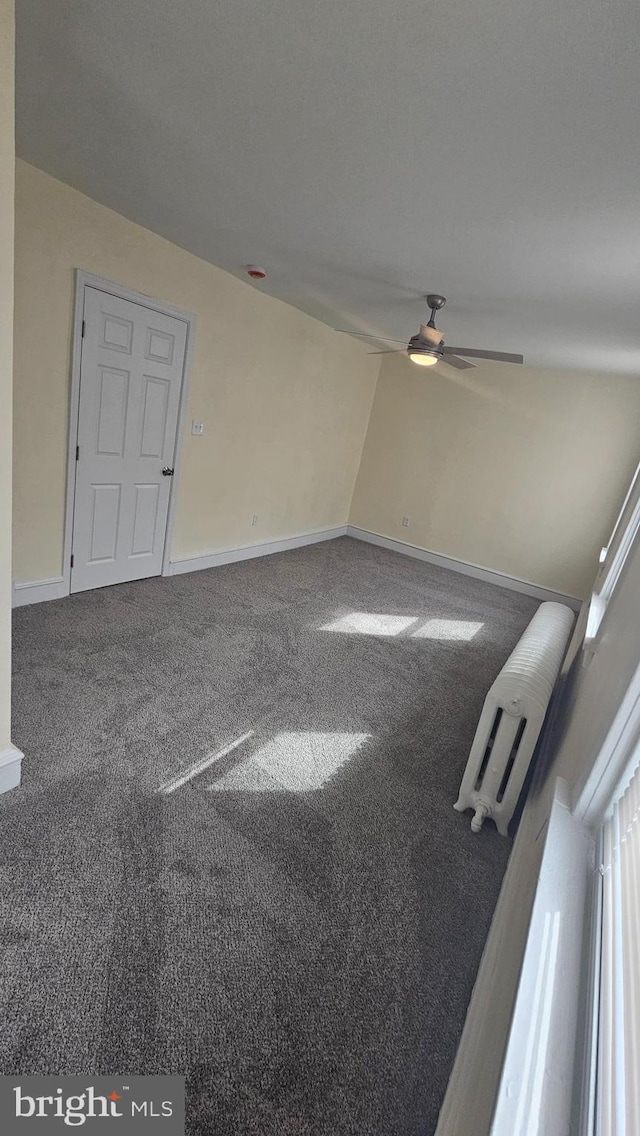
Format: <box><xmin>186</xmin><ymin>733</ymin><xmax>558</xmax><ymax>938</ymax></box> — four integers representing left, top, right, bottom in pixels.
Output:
<box><xmin>2</xmin><ymin>537</ymin><xmax>539</xmax><ymax>1134</ymax></box>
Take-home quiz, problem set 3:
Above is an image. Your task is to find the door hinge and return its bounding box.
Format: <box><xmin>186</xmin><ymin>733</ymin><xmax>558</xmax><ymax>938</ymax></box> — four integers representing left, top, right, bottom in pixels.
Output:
<box><xmin>70</xmin><ymin>554</ymin><xmax>74</xmax><ymax>568</ymax></box>
<box><xmin>75</xmin><ymin>445</ymin><xmax>80</xmax><ymax>461</ymax></box>
<box><xmin>81</xmin><ymin>320</ymin><xmax>86</xmax><ymax>338</ymax></box>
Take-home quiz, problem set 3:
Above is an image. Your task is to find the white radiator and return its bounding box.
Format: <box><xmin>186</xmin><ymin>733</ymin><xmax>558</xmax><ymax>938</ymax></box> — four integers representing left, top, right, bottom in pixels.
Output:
<box><xmin>455</xmin><ymin>601</ymin><xmax>574</xmax><ymax>835</ymax></box>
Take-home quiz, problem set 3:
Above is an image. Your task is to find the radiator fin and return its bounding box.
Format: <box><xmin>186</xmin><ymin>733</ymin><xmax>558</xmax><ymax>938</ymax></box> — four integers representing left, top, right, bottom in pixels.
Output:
<box><xmin>475</xmin><ymin>707</ymin><xmax>502</xmax><ymax>791</ymax></box>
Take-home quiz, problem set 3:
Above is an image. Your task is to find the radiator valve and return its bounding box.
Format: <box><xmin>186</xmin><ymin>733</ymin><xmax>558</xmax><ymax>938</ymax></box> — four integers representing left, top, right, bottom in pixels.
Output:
<box><xmin>471</xmin><ymin>802</ymin><xmax>490</xmax><ymax>833</ymax></box>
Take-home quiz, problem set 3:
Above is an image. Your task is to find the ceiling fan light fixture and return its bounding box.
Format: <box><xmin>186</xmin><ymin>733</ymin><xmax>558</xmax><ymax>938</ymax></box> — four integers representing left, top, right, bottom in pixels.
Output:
<box><xmin>407</xmin><ymin>333</ymin><xmax>441</xmax><ymax>367</ymax></box>
<box><xmin>408</xmin><ymin>350</ymin><xmax>439</xmax><ymax>366</ymax></box>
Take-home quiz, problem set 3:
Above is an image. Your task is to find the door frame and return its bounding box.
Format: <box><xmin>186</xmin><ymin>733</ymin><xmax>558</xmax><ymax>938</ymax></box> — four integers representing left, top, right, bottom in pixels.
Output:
<box><xmin>63</xmin><ymin>270</ymin><xmax>196</xmax><ymax>595</ymax></box>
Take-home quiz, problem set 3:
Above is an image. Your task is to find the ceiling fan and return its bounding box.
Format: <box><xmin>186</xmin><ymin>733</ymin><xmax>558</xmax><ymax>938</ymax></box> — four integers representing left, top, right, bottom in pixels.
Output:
<box><xmin>336</xmin><ymin>294</ymin><xmax>524</xmax><ymax>370</ymax></box>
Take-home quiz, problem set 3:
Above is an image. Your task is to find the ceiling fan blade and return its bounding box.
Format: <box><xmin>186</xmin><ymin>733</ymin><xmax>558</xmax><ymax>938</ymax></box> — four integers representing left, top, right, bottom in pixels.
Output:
<box><xmin>334</xmin><ymin>330</ymin><xmax>407</xmax><ymax>343</ymax></box>
<box><xmin>367</xmin><ymin>349</ymin><xmax>401</xmax><ymax>355</ymax></box>
<box><xmin>443</xmin><ymin>347</ymin><xmax>524</xmax><ymax>364</ymax></box>
<box><xmin>442</xmin><ymin>354</ymin><xmax>477</xmax><ymax>371</ymax></box>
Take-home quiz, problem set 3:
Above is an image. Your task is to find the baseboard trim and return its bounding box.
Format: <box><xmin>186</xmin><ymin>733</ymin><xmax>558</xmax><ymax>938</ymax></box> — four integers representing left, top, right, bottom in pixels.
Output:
<box><xmin>0</xmin><ymin>745</ymin><xmax>24</xmax><ymax>794</ymax></box>
<box><xmin>12</xmin><ymin>526</ymin><xmax>580</xmax><ymax>610</ymax></box>
<box><xmin>12</xmin><ymin>576</ymin><xmax>67</xmax><ymax>608</ymax></box>
<box><xmin>346</xmin><ymin>526</ymin><xmax>582</xmax><ymax>611</ymax></box>
<box><xmin>168</xmin><ymin>525</ymin><xmax>349</xmax><ymax>576</ymax></box>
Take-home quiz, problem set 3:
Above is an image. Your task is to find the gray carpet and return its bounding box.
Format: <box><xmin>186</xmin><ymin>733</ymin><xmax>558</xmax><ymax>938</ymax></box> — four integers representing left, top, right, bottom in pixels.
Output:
<box><xmin>2</xmin><ymin>536</ymin><xmax>538</xmax><ymax>1134</ymax></box>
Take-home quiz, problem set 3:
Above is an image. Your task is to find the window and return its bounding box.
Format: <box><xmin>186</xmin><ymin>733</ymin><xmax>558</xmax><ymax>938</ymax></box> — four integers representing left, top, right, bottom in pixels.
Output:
<box><xmin>595</xmin><ymin>747</ymin><xmax>640</xmax><ymax>1134</ymax></box>
<box><xmin>586</xmin><ymin>462</ymin><xmax>640</xmax><ymax>648</ymax></box>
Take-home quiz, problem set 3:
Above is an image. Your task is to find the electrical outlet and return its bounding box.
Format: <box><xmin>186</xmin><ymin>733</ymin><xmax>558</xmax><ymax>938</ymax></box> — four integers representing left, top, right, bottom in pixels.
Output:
<box><xmin>191</xmin><ymin>420</ymin><xmax>205</xmax><ymax>436</ymax></box>
<box><xmin>402</xmin><ymin>515</ymin><xmax>410</xmax><ymax>527</ymax></box>
<box><xmin>251</xmin><ymin>513</ymin><xmax>258</xmax><ymax>526</ymax></box>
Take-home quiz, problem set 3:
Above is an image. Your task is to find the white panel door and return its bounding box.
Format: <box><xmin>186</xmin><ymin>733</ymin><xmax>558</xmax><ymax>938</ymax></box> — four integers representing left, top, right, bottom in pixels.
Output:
<box><xmin>71</xmin><ymin>287</ymin><xmax>187</xmax><ymax>592</ymax></box>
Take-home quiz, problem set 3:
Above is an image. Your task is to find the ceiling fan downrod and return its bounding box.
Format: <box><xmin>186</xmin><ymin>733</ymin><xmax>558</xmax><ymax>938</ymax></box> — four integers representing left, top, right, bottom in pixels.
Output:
<box><xmin>425</xmin><ymin>294</ymin><xmax>446</xmax><ymax>328</ymax></box>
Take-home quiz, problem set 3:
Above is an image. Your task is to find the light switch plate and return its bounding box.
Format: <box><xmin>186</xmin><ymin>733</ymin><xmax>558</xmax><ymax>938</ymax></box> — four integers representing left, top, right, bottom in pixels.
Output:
<box><xmin>191</xmin><ymin>420</ymin><xmax>205</xmax><ymax>436</ymax></box>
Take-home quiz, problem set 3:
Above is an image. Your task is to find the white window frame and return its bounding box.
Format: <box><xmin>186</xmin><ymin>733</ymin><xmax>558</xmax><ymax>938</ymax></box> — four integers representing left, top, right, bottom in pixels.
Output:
<box><xmin>585</xmin><ymin>462</ymin><xmax>640</xmax><ymax>650</ymax></box>
<box><xmin>575</xmin><ymin>671</ymin><xmax>640</xmax><ymax>1136</ymax></box>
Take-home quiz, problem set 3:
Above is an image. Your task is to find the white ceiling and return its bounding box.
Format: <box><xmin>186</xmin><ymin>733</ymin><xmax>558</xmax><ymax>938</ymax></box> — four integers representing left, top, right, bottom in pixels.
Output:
<box><xmin>15</xmin><ymin>0</ymin><xmax>640</xmax><ymax>372</ymax></box>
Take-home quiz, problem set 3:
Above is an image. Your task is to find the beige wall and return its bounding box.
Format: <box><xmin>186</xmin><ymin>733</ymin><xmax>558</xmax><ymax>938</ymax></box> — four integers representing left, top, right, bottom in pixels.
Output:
<box><xmin>13</xmin><ymin>160</ymin><xmax>640</xmax><ymax>599</ymax></box>
<box><xmin>350</xmin><ymin>352</ymin><xmax>640</xmax><ymax>599</ymax></box>
<box><xmin>13</xmin><ymin>160</ymin><xmax>380</xmax><ymax>583</ymax></box>
<box><xmin>0</xmin><ymin>0</ymin><xmax>14</xmax><ymax>747</ymax></box>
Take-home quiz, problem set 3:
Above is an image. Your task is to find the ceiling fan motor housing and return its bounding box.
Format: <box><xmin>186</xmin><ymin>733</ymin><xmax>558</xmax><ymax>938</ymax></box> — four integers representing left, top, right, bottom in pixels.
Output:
<box><xmin>408</xmin><ymin>331</ymin><xmax>443</xmax><ymax>360</ymax></box>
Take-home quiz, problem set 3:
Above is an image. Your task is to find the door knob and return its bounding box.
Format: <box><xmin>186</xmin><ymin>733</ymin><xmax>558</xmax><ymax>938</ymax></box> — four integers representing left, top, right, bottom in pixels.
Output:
<box><xmin>162</xmin><ymin>467</ymin><xmax>175</xmax><ymax>476</ymax></box>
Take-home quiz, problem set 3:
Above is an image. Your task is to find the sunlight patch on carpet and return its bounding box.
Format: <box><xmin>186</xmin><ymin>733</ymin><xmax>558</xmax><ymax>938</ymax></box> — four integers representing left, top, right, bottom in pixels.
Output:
<box><xmin>412</xmin><ymin>619</ymin><xmax>483</xmax><ymax>640</ymax></box>
<box><xmin>319</xmin><ymin>611</ymin><xmax>483</xmax><ymax>641</ymax></box>
<box><xmin>320</xmin><ymin>612</ymin><xmax>419</xmax><ymax>636</ymax></box>
<box><xmin>207</xmin><ymin>731</ymin><xmax>371</xmax><ymax>792</ymax></box>
<box><xmin>158</xmin><ymin>730</ymin><xmax>255</xmax><ymax>794</ymax></box>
